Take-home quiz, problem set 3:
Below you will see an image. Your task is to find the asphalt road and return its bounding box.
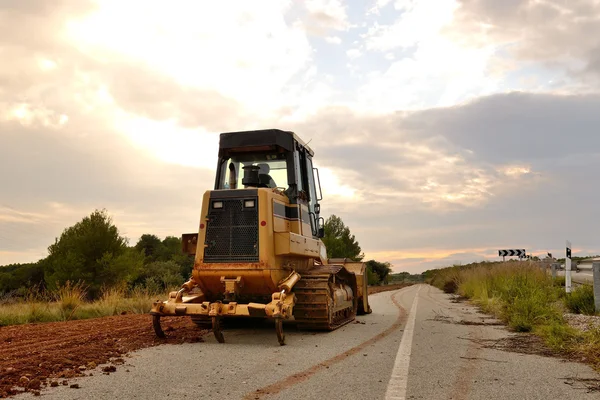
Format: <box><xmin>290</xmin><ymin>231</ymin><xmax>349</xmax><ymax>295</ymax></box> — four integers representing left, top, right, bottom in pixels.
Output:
<box><xmin>18</xmin><ymin>284</ymin><xmax>600</xmax><ymax>400</ymax></box>
<box><xmin>556</xmin><ymin>266</ymin><xmax>594</xmax><ymax>284</ymax></box>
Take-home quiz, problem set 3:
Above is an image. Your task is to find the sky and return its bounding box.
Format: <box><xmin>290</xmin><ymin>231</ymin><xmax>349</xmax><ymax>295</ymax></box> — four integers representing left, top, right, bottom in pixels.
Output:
<box><xmin>1</xmin><ymin>0</ymin><xmax>600</xmax><ymax>273</ymax></box>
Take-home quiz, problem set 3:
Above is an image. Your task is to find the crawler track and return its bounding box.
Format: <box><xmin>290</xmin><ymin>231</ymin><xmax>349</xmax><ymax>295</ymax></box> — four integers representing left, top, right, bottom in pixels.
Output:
<box><xmin>293</xmin><ymin>265</ymin><xmax>357</xmax><ymax>330</ymax></box>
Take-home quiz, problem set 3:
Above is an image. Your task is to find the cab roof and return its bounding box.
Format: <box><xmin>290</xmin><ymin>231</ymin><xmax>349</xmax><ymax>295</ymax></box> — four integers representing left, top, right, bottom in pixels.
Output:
<box><xmin>218</xmin><ymin>129</ymin><xmax>314</xmax><ymax>157</ymax></box>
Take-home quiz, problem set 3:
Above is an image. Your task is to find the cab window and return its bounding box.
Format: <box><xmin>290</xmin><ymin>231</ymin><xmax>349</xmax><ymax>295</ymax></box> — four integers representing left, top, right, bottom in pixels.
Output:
<box><xmin>217</xmin><ymin>153</ymin><xmax>288</xmax><ymax>190</ymax></box>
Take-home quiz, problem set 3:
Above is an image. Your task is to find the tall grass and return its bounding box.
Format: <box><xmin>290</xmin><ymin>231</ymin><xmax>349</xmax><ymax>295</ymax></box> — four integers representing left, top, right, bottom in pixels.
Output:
<box><xmin>456</xmin><ymin>264</ymin><xmax>563</xmax><ymax>332</ymax></box>
<box><xmin>0</xmin><ymin>282</ymin><xmax>172</xmax><ymax>327</ymax></box>
<box><xmin>564</xmin><ymin>284</ymin><xmax>596</xmax><ymax>315</ymax></box>
<box><xmin>56</xmin><ymin>281</ymin><xmax>87</xmax><ymax>320</ymax></box>
<box><xmin>429</xmin><ymin>261</ymin><xmax>600</xmax><ymax>370</ymax></box>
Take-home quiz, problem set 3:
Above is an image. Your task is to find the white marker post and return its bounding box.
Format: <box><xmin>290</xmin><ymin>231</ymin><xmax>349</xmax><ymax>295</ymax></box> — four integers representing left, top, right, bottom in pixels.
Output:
<box><xmin>566</xmin><ymin>240</ymin><xmax>572</xmax><ymax>294</ymax></box>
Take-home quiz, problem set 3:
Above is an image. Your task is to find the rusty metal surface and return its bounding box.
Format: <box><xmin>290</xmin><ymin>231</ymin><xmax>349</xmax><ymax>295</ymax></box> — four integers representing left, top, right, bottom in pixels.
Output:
<box><xmin>181</xmin><ymin>233</ymin><xmax>198</xmax><ymax>255</ymax></box>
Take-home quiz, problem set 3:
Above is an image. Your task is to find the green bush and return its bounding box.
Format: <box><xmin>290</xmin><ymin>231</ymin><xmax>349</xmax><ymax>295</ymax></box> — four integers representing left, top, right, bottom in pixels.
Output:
<box><xmin>565</xmin><ymin>284</ymin><xmax>596</xmax><ymax>315</ymax></box>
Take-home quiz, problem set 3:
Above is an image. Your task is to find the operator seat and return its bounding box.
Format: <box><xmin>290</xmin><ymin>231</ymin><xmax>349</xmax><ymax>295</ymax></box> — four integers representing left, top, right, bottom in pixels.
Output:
<box><xmin>257</xmin><ymin>163</ymin><xmax>276</xmax><ymax>188</ymax></box>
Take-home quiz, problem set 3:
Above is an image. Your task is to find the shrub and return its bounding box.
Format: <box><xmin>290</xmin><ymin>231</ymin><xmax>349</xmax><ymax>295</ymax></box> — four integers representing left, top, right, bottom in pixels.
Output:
<box><xmin>56</xmin><ymin>281</ymin><xmax>87</xmax><ymax>320</ymax></box>
<box><xmin>565</xmin><ymin>284</ymin><xmax>596</xmax><ymax>315</ymax></box>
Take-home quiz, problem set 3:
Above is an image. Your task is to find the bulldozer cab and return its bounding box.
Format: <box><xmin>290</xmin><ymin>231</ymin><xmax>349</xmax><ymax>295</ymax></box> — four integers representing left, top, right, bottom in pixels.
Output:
<box><xmin>213</xmin><ymin>129</ymin><xmax>324</xmax><ymax>238</ymax></box>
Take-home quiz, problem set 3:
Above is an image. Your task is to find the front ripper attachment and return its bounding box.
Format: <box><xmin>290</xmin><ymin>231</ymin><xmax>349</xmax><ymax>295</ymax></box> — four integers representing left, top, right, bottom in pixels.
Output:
<box><xmin>153</xmin><ymin>315</ymin><xmax>166</xmax><ymax>339</ymax></box>
<box><xmin>275</xmin><ymin>318</ymin><xmax>285</xmax><ymax>345</ymax></box>
<box><xmin>150</xmin><ymin>271</ymin><xmax>301</xmax><ymax>345</ymax></box>
<box><xmin>212</xmin><ymin>316</ymin><xmax>225</xmax><ymax>343</ymax></box>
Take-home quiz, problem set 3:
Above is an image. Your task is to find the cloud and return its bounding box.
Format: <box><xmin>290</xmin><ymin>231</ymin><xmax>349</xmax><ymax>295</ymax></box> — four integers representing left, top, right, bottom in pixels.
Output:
<box><xmin>303</xmin><ymin>0</ymin><xmax>349</xmax><ymax>33</ymax></box>
<box><xmin>403</xmin><ymin>92</ymin><xmax>600</xmax><ymax>162</ymax></box>
<box><xmin>346</xmin><ymin>49</ymin><xmax>362</xmax><ymax>59</ymax></box>
<box><xmin>0</xmin><ymin>113</ymin><xmax>215</xmax><ymax>265</ymax></box>
<box><xmin>447</xmin><ymin>0</ymin><xmax>600</xmax><ymax>80</ymax></box>
<box><xmin>325</xmin><ymin>36</ymin><xmax>342</xmax><ymax>44</ymax></box>
<box><xmin>288</xmin><ymin>92</ymin><xmax>600</xmax><ymax>272</ymax></box>
<box><xmin>63</xmin><ymin>0</ymin><xmax>315</xmax><ymax>114</ymax></box>
<box><xmin>365</xmin><ymin>0</ymin><xmax>458</xmax><ymax>51</ymax></box>
<box><xmin>357</xmin><ymin>0</ymin><xmax>500</xmax><ymax>110</ymax></box>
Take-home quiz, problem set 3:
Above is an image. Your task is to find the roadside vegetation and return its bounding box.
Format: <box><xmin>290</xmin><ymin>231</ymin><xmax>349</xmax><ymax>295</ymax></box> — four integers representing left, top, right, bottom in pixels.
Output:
<box><xmin>1</xmin><ymin>210</ymin><xmax>403</xmax><ymax>327</ymax></box>
<box><xmin>0</xmin><ymin>281</ymin><xmax>170</xmax><ymax>326</ymax></box>
<box><xmin>0</xmin><ymin>209</ymin><xmax>195</xmax><ymax>327</ymax></box>
<box><xmin>426</xmin><ymin>261</ymin><xmax>600</xmax><ymax>369</ymax></box>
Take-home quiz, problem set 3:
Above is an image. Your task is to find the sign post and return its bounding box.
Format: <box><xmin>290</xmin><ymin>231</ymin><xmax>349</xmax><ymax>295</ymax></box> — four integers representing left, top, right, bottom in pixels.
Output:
<box><xmin>593</xmin><ymin>262</ymin><xmax>600</xmax><ymax>313</ymax></box>
<box><xmin>566</xmin><ymin>240</ymin><xmax>572</xmax><ymax>294</ymax></box>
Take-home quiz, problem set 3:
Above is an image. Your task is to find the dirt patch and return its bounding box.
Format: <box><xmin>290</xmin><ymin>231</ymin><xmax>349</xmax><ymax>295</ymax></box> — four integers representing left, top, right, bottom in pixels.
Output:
<box><xmin>367</xmin><ymin>283</ymin><xmax>413</xmax><ymax>295</ymax></box>
<box><xmin>564</xmin><ymin>313</ymin><xmax>600</xmax><ymax>333</ymax></box>
<box><xmin>450</xmin><ymin>295</ymin><xmax>469</xmax><ymax>303</ymax></box>
<box><xmin>563</xmin><ymin>377</ymin><xmax>600</xmax><ymax>393</ymax></box>
<box><xmin>429</xmin><ymin>314</ymin><xmax>503</xmax><ymax>326</ymax></box>
<box><xmin>460</xmin><ymin>333</ymin><xmax>564</xmax><ymax>359</ymax></box>
<box><xmin>457</xmin><ymin>320</ymin><xmax>504</xmax><ymax>326</ymax></box>
<box><xmin>0</xmin><ymin>314</ymin><xmax>207</xmax><ymax>398</ymax></box>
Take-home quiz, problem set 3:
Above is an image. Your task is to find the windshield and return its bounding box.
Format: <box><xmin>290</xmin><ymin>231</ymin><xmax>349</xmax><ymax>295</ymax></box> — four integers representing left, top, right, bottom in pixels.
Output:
<box><xmin>218</xmin><ymin>152</ymin><xmax>288</xmax><ymax>190</ymax></box>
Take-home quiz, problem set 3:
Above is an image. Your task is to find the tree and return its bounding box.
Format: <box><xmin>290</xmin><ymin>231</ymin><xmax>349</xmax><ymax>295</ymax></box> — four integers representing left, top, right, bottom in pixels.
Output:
<box><xmin>132</xmin><ymin>260</ymin><xmax>185</xmax><ymax>293</ymax></box>
<box><xmin>134</xmin><ymin>234</ymin><xmax>194</xmax><ymax>278</ymax></box>
<box><xmin>366</xmin><ymin>267</ymin><xmax>380</xmax><ymax>285</ymax></box>
<box><xmin>42</xmin><ymin>209</ymin><xmax>143</xmax><ymax>298</ymax></box>
<box><xmin>365</xmin><ymin>260</ymin><xmax>392</xmax><ymax>284</ymax></box>
<box><xmin>160</xmin><ymin>236</ymin><xmax>194</xmax><ymax>278</ymax></box>
<box><xmin>322</xmin><ymin>215</ymin><xmax>364</xmax><ymax>261</ymax></box>
<box><xmin>134</xmin><ymin>234</ymin><xmax>164</xmax><ymax>262</ymax></box>
<box><xmin>0</xmin><ymin>262</ymin><xmax>44</xmax><ymax>295</ymax></box>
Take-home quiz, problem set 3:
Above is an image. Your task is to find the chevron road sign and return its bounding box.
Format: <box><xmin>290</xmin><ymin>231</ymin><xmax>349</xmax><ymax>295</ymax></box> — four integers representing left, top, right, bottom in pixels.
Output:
<box><xmin>498</xmin><ymin>249</ymin><xmax>526</xmax><ymax>258</ymax></box>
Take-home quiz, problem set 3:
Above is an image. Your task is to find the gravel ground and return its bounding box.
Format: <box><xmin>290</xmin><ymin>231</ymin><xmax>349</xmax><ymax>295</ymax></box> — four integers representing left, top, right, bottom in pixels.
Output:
<box><xmin>564</xmin><ymin>313</ymin><xmax>600</xmax><ymax>332</ymax></box>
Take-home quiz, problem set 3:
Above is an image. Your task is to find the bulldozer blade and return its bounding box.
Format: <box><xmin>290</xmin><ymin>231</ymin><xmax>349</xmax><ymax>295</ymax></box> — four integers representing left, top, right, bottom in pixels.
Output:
<box><xmin>152</xmin><ymin>314</ymin><xmax>166</xmax><ymax>339</ymax></box>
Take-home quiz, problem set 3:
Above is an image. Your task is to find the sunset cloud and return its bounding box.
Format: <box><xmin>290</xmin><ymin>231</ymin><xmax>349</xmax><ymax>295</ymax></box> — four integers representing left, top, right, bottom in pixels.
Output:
<box><xmin>1</xmin><ymin>1</ymin><xmax>599</xmax><ymax>272</ymax></box>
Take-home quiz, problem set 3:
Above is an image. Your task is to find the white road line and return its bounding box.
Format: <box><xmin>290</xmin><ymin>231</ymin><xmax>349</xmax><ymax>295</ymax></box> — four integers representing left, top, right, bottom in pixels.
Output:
<box><xmin>384</xmin><ymin>285</ymin><xmax>421</xmax><ymax>400</ymax></box>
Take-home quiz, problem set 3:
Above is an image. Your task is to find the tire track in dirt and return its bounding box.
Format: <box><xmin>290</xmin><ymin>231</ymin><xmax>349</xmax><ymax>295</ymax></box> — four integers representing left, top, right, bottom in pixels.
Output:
<box><xmin>448</xmin><ymin>326</ymin><xmax>483</xmax><ymax>400</ymax></box>
<box><xmin>3</xmin><ymin>323</ymin><xmax>159</xmax><ymax>358</ymax></box>
<box><xmin>242</xmin><ymin>287</ymin><xmax>414</xmax><ymax>400</ymax></box>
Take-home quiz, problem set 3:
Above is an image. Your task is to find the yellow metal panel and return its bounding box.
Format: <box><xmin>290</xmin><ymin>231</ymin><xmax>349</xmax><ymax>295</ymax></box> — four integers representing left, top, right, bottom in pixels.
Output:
<box><xmin>194</xmin><ymin>190</ymin><xmax>211</xmax><ymax>264</ymax></box>
<box><xmin>274</xmin><ymin>232</ymin><xmax>320</xmax><ymax>257</ymax></box>
<box><xmin>273</xmin><ymin>216</ymin><xmax>289</xmax><ymax>233</ymax></box>
<box><xmin>272</xmin><ymin>199</ymin><xmax>290</xmax><ymax>233</ymax></box>
<box><xmin>274</xmin><ymin>232</ymin><xmax>290</xmax><ymax>255</ymax></box>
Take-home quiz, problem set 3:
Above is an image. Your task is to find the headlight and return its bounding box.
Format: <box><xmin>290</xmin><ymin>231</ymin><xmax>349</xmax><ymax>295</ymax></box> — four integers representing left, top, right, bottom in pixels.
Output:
<box><xmin>244</xmin><ymin>199</ymin><xmax>255</xmax><ymax>208</ymax></box>
<box><xmin>213</xmin><ymin>201</ymin><xmax>223</xmax><ymax>209</ymax></box>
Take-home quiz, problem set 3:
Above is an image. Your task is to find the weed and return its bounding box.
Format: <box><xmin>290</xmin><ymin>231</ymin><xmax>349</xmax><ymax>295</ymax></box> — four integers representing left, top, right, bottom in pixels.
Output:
<box><xmin>429</xmin><ymin>261</ymin><xmax>600</xmax><ymax>371</ymax></box>
<box><xmin>56</xmin><ymin>281</ymin><xmax>88</xmax><ymax>321</ymax></box>
<box><xmin>565</xmin><ymin>284</ymin><xmax>596</xmax><ymax>315</ymax></box>
<box><xmin>0</xmin><ymin>283</ymin><xmax>171</xmax><ymax>327</ymax></box>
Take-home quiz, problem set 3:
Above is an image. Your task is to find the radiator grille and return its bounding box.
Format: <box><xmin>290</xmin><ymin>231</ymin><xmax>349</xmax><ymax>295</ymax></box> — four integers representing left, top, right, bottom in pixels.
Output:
<box><xmin>204</xmin><ymin>197</ymin><xmax>259</xmax><ymax>262</ymax></box>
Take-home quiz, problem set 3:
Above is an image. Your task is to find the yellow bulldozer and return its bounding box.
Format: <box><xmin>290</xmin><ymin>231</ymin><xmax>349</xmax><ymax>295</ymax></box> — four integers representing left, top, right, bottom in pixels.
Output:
<box><xmin>150</xmin><ymin>129</ymin><xmax>371</xmax><ymax>345</ymax></box>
